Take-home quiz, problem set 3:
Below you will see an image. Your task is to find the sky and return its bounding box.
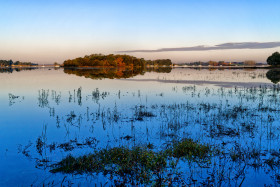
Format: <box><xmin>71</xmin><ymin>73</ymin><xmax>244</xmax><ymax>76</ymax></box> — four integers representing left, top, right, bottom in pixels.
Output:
<box><xmin>1</xmin><ymin>0</ymin><xmax>280</xmax><ymax>64</ymax></box>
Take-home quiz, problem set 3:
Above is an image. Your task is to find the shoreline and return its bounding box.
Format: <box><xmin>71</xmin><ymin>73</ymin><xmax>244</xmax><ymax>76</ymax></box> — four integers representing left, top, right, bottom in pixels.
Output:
<box><xmin>1</xmin><ymin>65</ymin><xmax>280</xmax><ymax>70</ymax></box>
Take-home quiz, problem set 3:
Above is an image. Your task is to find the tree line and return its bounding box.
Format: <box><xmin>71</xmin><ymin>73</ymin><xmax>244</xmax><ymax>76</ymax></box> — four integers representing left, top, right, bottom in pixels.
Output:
<box><xmin>0</xmin><ymin>59</ymin><xmax>38</xmax><ymax>67</ymax></box>
<box><xmin>63</xmin><ymin>54</ymin><xmax>172</xmax><ymax>67</ymax></box>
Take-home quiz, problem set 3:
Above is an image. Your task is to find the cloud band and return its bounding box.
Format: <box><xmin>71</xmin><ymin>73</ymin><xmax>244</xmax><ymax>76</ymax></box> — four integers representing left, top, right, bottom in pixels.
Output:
<box><xmin>119</xmin><ymin>42</ymin><xmax>280</xmax><ymax>53</ymax></box>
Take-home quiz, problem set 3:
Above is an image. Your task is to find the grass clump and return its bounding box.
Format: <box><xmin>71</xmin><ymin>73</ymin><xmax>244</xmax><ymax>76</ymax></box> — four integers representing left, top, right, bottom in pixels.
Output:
<box><xmin>51</xmin><ymin>139</ymin><xmax>212</xmax><ymax>185</ymax></box>
<box><xmin>51</xmin><ymin>154</ymin><xmax>101</xmax><ymax>174</ymax></box>
<box><xmin>167</xmin><ymin>138</ymin><xmax>212</xmax><ymax>160</ymax></box>
<box><xmin>51</xmin><ymin>146</ymin><xmax>167</xmax><ymax>184</ymax></box>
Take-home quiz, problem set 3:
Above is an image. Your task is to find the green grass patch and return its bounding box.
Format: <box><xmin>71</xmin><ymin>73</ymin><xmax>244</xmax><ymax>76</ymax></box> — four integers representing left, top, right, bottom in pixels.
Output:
<box><xmin>51</xmin><ymin>139</ymin><xmax>212</xmax><ymax>185</ymax></box>
<box><xmin>168</xmin><ymin>138</ymin><xmax>212</xmax><ymax>160</ymax></box>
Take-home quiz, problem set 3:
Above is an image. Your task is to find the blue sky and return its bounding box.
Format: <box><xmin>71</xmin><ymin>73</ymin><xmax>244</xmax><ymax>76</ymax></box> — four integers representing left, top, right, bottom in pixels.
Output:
<box><xmin>1</xmin><ymin>0</ymin><xmax>280</xmax><ymax>63</ymax></box>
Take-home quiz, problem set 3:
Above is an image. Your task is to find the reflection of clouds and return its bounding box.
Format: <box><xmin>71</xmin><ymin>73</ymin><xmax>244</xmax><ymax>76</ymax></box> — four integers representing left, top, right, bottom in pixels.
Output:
<box><xmin>120</xmin><ymin>42</ymin><xmax>280</xmax><ymax>53</ymax></box>
<box><xmin>123</xmin><ymin>78</ymin><xmax>275</xmax><ymax>88</ymax></box>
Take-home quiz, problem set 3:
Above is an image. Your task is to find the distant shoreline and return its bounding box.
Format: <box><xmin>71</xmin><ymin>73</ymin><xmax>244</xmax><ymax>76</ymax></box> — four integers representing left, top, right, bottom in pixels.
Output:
<box><xmin>1</xmin><ymin>65</ymin><xmax>280</xmax><ymax>70</ymax></box>
<box><xmin>173</xmin><ymin>65</ymin><xmax>277</xmax><ymax>69</ymax></box>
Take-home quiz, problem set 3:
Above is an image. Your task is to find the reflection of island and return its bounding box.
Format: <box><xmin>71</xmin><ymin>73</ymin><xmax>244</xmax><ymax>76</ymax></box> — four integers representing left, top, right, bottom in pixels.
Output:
<box><xmin>266</xmin><ymin>69</ymin><xmax>280</xmax><ymax>84</ymax></box>
<box><xmin>64</xmin><ymin>67</ymin><xmax>172</xmax><ymax>79</ymax></box>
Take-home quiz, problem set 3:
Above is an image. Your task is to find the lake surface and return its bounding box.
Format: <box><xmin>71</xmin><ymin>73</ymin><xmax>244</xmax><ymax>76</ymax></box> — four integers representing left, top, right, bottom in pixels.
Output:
<box><xmin>1</xmin><ymin>67</ymin><xmax>280</xmax><ymax>186</ymax></box>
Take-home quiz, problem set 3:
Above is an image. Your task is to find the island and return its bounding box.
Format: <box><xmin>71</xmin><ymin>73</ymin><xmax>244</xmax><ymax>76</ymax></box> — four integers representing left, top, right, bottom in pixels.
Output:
<box><xmin>63</xmin><ymin>54</ymin><xmax>172</xmax><ymax>67</ymax></box>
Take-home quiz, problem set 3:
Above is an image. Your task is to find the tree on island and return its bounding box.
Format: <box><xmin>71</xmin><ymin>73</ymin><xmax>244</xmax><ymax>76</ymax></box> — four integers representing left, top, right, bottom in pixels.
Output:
<box><xmin>0</xmin><ymin>60</ymin><xmax>13</xmax><ymax>66</ymax></box>
<box><xmin>267</xmin><ymin>52</ymin><xmax>280</xmax><ymax>66</ymax></box>
<box><xmin>244</xmin><ymin>60</ymin><xmax>256</xmax><ymax>66</ymax></box>
<box><xmin>0</xmin><ymin>60</ymin><xmax>38</xmax><ymax>67</ymax></box>
<box><xmin>54</xmin><ymin>62</ymin><xmax>60</xmax><ymax>67</ymax></box>
<box><xmin>208</xmin><ymin>61</ymin><xmax>218</xmax><ymax>66</ymax></box>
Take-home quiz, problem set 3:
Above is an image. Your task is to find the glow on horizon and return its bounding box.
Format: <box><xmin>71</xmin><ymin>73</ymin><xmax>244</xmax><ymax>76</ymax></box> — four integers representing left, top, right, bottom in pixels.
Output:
<box><xmin>0</xmin><ymin>0</ymin><xmax>280</xmax><ymax>64</ymax></box>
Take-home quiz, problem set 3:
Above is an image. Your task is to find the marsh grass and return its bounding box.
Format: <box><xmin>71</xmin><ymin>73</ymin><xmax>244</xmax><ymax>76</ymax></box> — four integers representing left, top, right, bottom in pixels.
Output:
<box><xmin>50</xmin><ymin>139</ymin><xmax>212</xmax><ymax>185</ymax></box>
<box><xmin>134</xmin><ymin>105</ymin><xmax>156</xmax><ymax>121</ymax></box>
<box><xmin>168</xmin><ymin>138</ymin><xmax>212</xmax><ymax>160</ymax></box>
<box><xmin>17</xmin><ymin>82</ymin><xmax>280</xmax><ymax>185</ymax></box>
<box><xmin>8</xmin><ymin>93</ymin><xmax>24</xmax><ymax>106</ymax></box>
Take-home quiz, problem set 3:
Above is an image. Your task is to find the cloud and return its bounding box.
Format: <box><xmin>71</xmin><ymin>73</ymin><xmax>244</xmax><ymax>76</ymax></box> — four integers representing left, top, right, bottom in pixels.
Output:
<box><xmin>119</xmin><ymin>42</ymin><xmax>280</xmax><ymax>53</ymax></box>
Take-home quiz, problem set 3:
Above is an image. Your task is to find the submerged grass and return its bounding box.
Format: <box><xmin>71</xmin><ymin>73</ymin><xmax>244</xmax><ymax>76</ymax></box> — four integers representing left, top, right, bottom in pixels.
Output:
<box><xmin>51</xmin><ymin>139</ymin><xmax>212</xmax><ymax>185</ymax></box>
<box><xmin>51</xmin><ymin>146</ymin><xmax>167</xmax><ymax>184</ymax></box>
<box><xmin>168</xmin><ymin>138</ymin><xmax>212</xmax><ymax>160</ymax></box>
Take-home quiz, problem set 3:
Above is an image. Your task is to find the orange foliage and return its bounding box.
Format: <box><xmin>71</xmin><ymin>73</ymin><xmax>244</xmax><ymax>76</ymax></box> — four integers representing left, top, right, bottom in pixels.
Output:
<box><xmin>115</xmin><ymin>57</ymin><xmax>126</xmax><ymax>67</ymax></box>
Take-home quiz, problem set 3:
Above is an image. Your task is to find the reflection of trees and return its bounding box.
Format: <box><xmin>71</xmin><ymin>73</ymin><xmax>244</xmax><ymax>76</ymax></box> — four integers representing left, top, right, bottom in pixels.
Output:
<box><xmin>64</xmin><ymin>66</ymin><xmax>172</xmax><ymax>79</ymax></box>
<box><xmin>0</xmin><ymin>67</ymin><xmax>38</xmax><ymax>73</ymax></box>
<box><xmin>266</xmin><ymin>69</ymin><xmax>280</xmax><ymax>84</ymax></box>
<box><xmin>145</xmin><ymin>67</ymin><xmax>172</xmax><ymax>73</ymax></box>
<box><xmin>0</xmin><ymin>68</ymin><xmax>13</xmax><ymax>73</ymax></box>
<box><xmin>64</xmin><ymin>67</ymin><xmax>145</xmax><ymax>79</ymax></box>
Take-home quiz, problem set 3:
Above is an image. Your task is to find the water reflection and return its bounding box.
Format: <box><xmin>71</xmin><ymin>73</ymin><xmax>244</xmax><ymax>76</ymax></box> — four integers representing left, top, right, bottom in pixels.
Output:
<box><xmin>0</xmin><ymin>67</ymin><xmax>38</xmax><ymax>73</ymax></box>
<box><xmin>64</xmin><ymin>66</ymin><xmax>172</xmax><ymax>79</ymax></box>
<box><xmin>1</xmin><ymin>68</ymin><xmax>280</xmax><ymax>186</ymax></box>
<box><xmin>1</xmin><ymin>66</ymin><xmax>279</xmax><ymax>86</ymax></box>
<box><xmin>266</xmin><ymin>69</ymin><xmax>280</xmax><ymax>84</ymax></box>
<box><xmin>17</xmin><ymin>84</ymin><xmax>280</xmax><ymax>185</ymax></box>
<box><xmin>8</xmin><ymin>93</ymin><xmax>24</xmax><ymax>106</ymax></box>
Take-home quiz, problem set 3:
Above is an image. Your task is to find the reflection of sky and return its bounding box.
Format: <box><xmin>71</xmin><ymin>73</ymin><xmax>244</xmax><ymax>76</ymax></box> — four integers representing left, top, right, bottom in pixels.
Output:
<box><xmin>131</xmin><ymin>68</ymin><xmax>272</xmax><ymax>86</ymax></box>
<box><xmin>1</xmin><ymin>0</ymin><xmax>280</xmax><ymax>63</ymax></box>
<box><xmin>0</xmin><ymin>68</ymin><xmax>279</xmax><ymax>186</ymax></box>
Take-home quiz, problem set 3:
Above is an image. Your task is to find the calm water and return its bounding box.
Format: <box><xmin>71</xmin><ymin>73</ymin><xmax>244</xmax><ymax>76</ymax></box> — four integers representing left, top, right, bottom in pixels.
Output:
<box><xmin>1</xmin><ymin>67</ymin><xmax>280</xmax><ymax>186</ymax></box>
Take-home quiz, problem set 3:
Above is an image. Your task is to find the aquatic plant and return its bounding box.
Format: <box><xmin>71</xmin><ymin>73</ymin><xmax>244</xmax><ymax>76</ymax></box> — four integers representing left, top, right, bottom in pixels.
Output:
<box><xmin>50</xmin><ymin>139</ymin><xmax>212</xmax><ymax>185</ymax></box>
<box><xmin>168</xmin><ymin>138</ymin><xmax>212</xmax><ymax>160</ymax></box>
<box><xmin>11</xmin><ymin>69</ymin><xmax>280</xmax><ymax>186</ymax></box>
<box><xmin>38</xmin><ymin>89</ymin><xmax>49</xmax><ymax>108</ymax></box>
<box><xmin>8</xmin><ymin>93</ymin><xmax>23</xmax><ymax>106</ymax></box>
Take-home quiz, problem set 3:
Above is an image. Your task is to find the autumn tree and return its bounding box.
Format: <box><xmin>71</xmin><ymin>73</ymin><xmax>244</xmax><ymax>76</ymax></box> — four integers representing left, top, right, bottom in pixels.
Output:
<box><xmin>244</xmin><ymin>60</ymin><xmax>256</xmax><ymax>66</ymax></box>
<box><xmin>208</xmin><ymin>61</ymin><xmax>218</xmax><ymax>66</ymax></box>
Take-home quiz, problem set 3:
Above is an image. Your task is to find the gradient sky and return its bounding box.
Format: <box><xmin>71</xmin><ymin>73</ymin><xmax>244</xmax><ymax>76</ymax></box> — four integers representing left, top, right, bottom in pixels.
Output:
<box><xmin>1</xmin><ymin>0</ymin><xmax>280</xmax><ymax>64</ymax></box>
